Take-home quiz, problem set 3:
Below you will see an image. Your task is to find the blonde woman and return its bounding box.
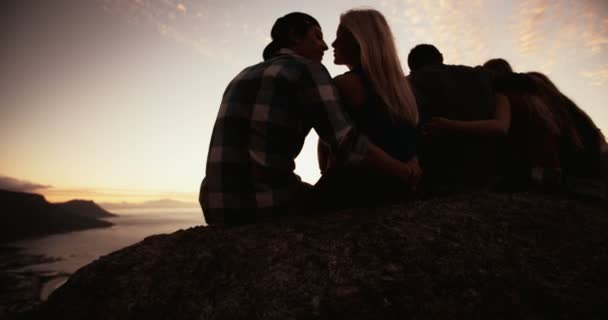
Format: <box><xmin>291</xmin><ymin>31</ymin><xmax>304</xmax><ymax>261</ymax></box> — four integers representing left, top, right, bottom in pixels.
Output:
<box><xmin>314</xmin><ymin>9</ymin><xmax>420</xmax><ymax>208</ymax></box>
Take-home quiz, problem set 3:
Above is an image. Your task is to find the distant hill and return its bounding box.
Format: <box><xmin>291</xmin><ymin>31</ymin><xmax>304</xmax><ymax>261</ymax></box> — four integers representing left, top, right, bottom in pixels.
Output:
<box><xmin>100</xmin><ymin>198</ymin><xmax>198</xmax><ymax>210</ymax></box>
<box><xmin>56</xmin><ymin>200</ymin><xmax>117</xmax><ymax>218</ymax></box>
<box><xmin>0</xmin><ymin>189</ymin><xmax>113</xmax><ymax>243</ymax></box>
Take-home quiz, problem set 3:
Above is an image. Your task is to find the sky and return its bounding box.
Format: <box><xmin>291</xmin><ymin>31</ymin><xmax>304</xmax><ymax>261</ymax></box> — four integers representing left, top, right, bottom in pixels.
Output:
<box><xmin>1</xmin><ymin>0</ymin><xmax>607</xmax><ymax>204</ymax></box>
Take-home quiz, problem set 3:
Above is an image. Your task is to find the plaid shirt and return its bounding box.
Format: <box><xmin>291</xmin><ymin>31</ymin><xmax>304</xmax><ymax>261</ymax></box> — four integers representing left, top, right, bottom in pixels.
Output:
<box><xmin>201</xmin><ymin>49</ymin><xmax>369</xmax><ymax>225</ymax></box>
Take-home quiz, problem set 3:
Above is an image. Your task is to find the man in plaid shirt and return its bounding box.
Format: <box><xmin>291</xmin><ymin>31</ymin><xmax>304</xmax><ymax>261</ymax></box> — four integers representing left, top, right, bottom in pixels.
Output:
<box><xmin>200</xmin><ymin>13</ymin><xmax>420</xmax><ymax>226</ymax></box>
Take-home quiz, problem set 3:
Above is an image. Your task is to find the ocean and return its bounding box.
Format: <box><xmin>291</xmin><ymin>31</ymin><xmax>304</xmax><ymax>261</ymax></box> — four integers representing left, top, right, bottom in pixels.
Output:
<box><xmin>8</xmin><ymin>207</ymin><xmax>204</xmax><ymax>300</ymax></box>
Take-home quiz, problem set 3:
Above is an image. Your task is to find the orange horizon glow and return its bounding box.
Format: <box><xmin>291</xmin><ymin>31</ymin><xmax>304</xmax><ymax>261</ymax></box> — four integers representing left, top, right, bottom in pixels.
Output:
<box><xmin>37</xmin><ymin>187</ymin><xmax>198</xmax><ymax>205</ymax></box>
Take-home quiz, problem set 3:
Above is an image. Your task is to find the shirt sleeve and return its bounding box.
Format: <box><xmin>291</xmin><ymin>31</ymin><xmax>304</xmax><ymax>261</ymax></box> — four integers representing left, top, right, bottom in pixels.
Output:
<box><xmin>298</xmin><ymin>61</ymin><xmax>369</xmax><ymax>165</ymax></box>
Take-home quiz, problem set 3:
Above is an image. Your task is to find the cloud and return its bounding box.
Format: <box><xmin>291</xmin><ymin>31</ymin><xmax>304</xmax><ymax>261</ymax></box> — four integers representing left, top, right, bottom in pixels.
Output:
<box><xmin>510</xmin><ymin>0</ymin><xmax>608</xmax><ymax>74</ymax></box>
<box><xmin>0</xmin><ymin>175</ymin><xmax>51</xmax><ymax>193</ymax></box>
<box><xmin>515</xmin><ymin>0</ymin><xmax>548</xmax><ymax>55</ymax></box>
<box><xmin>390</xmin><ymin>0</ymin><xmax>490</xmax><ymax>67</ymax></box>
<box><xmin>580</xmin><ymin>64</ymin><xmax>608</xmax><ymax>87</ymax></box>
<box><xmin>96</xmin><ymin>0</ymin><xmax>268</xmax><ymax>67</ymax></box>
<box><xmin>98</xmin><ymin>0</ymin><xmax>216</xmax><ymax>56</ymax></box>
<box><xmin>581</xmin><ymin>3</ymin><xmax>608</xmax><ymax>54</ymax></box>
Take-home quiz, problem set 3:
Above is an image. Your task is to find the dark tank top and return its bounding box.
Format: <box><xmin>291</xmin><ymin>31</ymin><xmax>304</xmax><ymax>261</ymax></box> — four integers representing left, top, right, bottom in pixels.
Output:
<box><xmin>347</xmin><ymin>68</ymin><xmax>417</xmax><ymax>162</ymax></box>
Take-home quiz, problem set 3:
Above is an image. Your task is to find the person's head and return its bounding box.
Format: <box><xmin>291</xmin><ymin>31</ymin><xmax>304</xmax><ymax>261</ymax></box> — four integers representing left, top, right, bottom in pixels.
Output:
<box><xmin>407</xmin><ymin>44</ymin><xmax>443</xmax><ymax>72</ymax></box>
<box><xmin>335</xmin><ymin>8</ymin><xmax>418</xmax><ymax>125</ymax></box>
<box><xmin>483</xmin><ymin>58</ymin><xmax>513</xmax><ymax>75</ymax></box>
<box><xmin>263</xmin><ymin>12</ymin><xmax>328</xmax><ymax>62</ymax></box>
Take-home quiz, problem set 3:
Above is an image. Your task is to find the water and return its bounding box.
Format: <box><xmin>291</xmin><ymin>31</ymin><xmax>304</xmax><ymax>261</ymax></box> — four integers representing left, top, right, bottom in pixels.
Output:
<box><xmin>9</xmin><ymin>207</ymin><xmax>204</xmax><ymax>300</ymax></box>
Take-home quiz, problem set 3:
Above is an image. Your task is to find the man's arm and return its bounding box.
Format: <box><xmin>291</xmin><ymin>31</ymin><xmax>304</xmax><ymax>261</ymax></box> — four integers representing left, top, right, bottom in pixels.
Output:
<box><xmin>301</xmin><ymin>62</ymin><xmax>421</xmax><ymax>188</ymax></box>
<box><xmin>317</xmin><ymin>139</ymin><xmax>331</xmax><ymax>174</ymax></box>
<box><xmin>423</xmin><ymin>93</ymin><xmax>511</xmax><ymax>136</ymax></box>
<box><xmin>364</xmin><ymin>144</ymin><xmax>422</xmax><ymax>189</ymax></box>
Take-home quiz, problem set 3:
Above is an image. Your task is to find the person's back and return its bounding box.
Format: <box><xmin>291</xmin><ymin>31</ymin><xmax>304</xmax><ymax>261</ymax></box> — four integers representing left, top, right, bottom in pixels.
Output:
<box><xmin>202</xmin><ymin>13</ymin><xmax>371</xmax><ymax>226</ymax></box>
<box><xmin>201</xmin><ymin>12</ymin><xmax>423</xmax><ymax>226</ymax></box>
<box><xmin>527</xmin><ymin>72</ymin><xmax>605</xmax><ymax>177</ymax></box>
<box><xmin>409</xmin><ymin>64</ymin><xmax>499</xmax><ymax>189</ymax></box>
<box><xmin>326</xmin><ymin>9</ymin><xmax>419</xmax><ymax>167</ymax></box>
<box><xmin>347</xmin><ymin>68</ymin><xmax>416</xmax><ymax>163</ymax></box>
<box><xmin>411</xmin><ymin>65</ymin><xmax>495</xmax><ymax>122</ymax></box>
<box><xmin>525</xmin><ymin>72</ymin><xmax>608</xmax><ymax>198</ymax></box>
<box><xmin>204</xmin><ymin>47</ymin><xmax>376</xmax><ymax>225</ymax></box>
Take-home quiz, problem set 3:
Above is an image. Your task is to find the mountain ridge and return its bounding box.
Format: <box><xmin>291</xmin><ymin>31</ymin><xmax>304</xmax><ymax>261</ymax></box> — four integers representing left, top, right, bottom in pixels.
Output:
<box><xmin>0</xmin><ymin>189</ymin><xmax>114</xmax><ymax>243</ymax></box>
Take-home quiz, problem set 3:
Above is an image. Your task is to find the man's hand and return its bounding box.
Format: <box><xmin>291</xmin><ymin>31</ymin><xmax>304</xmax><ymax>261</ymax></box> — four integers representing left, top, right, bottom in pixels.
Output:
<box><xmin>421</xmin><ymin>117</ymin><xmax>451</xmax><ymax>136</ymax></box>
<box><xmin>363</xmin><ymin>143</ymin><xmax>422</xmax><ymax>191</ymax></box>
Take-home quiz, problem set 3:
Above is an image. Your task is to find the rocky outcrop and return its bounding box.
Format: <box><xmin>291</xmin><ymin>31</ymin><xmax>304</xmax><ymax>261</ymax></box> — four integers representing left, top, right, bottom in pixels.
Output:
<box><xmin>33</xmin><ymin>192</ymin><xmax>608</xmax><ymax>319</ymax></box>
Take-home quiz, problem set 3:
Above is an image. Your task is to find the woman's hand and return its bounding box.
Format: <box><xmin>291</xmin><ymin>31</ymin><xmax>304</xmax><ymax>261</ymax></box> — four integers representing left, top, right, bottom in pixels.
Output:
<box><xmin>399</xmin><ymin>156</ymin><xmax>422</xmax><ymax>190</ymax></box>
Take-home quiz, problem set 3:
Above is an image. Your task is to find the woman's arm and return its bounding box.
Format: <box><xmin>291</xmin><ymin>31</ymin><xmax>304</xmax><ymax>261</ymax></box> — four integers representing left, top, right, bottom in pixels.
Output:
<box><xmin>424</xmin><ymin>93</ymin><xmax>511</xmax><ymax>136</ymax></box>
<box><xmin>317</xmin><ymin>139</ymin><xmax>331</xmax><ymax>174</ymax></box>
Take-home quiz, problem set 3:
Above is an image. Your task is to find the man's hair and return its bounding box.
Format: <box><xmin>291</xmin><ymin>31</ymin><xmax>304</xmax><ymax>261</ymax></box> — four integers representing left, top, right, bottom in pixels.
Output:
<box><xmin>483</xmin><ymin>58</ymin><xmax>513</xmax><ymax>74</ymax></box>
<box><xmin>340</xmin><ymin>8</ymin><xmax>418</xmax><ymax>125</ymax></box>
<box><xmin>263</xmin><ymin>12</ymin><xmax>320</xmax><ymax>60</ymax></box>
<box><xmin>407</xmin><ymin>44</ymin><xmax>443</xmax><ymax>72</ymax></box>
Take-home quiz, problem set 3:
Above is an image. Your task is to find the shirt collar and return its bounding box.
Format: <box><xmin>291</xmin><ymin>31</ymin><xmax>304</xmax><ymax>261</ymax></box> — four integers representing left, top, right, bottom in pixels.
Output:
<box><xmin>276</xmin><ymin>48</ymin><xmax>302</xmax><ymax>58</ymax></box>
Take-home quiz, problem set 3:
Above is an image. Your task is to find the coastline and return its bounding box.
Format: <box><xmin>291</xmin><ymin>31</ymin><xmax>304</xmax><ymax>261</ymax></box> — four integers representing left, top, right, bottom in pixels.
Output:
<box><xmin>0</xmin><ymin>245</ymin><xmax>66</xmax><ymax>318</ymax></box>
<box><xmin>0</xmin><ymin>208</ymin><xmax>203</xmax><ymax>318</ymax></box>
<box><xmin>40</xmin><ymin>275</ymin><xmax>70</xmax><ymax>301</ymax></box>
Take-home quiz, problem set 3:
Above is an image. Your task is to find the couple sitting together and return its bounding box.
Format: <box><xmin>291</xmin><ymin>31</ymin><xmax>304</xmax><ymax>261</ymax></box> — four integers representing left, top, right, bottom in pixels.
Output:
<box><xmin>199</xmin><ymin>9</ymin><xmax>607</xmax><ymax>226</ymax></box>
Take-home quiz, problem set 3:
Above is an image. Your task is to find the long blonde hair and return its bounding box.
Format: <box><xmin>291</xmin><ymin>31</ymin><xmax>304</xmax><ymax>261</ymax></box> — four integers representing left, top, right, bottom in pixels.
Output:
<box><xmin>340</xmin><ymin>8</ymin><xmax>418</xmax><ymax>125</ymax></box>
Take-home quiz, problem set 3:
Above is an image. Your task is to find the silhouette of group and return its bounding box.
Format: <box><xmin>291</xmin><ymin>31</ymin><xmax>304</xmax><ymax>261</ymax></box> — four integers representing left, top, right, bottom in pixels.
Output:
<box><xmin>200</xmin><ymin>9</ymin><xmax>608</xmax><ymax>226</ymax></box>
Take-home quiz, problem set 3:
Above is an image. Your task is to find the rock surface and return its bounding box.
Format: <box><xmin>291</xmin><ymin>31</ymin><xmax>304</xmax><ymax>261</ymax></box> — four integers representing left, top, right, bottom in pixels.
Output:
<box><xmin>32</xmin><ymin>192</ymin><xmax>608</xmax><ymax>319</ymax></box>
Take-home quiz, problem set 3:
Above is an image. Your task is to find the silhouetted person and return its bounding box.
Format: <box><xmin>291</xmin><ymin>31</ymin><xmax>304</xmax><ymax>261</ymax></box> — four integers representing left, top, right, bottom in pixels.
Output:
<box><xmin>314</xmin><ymin>8</ymin><xmax>420</xmax><ymax>209</ymax></box>
<box><xmin>482</xmin><ymin>59</ymin><xmax>606</xmax><ymax>191</ymax></box>
<box><xmin>526</xmin><ymin>72</ymin><xmax>606</xmax><ymax>178</ymax></box>
<box><xmin>523</xmin><ymin>71</ymin><xmax>607</xmax><ymax>196</ymax></box>
<box><xmin>407</xmin><ymin>44</ymin><xmax>509</xmax><ymax>191</ymax></box>
<box><xmin>481</xmin><ymin>59</ymin><xmax>562</xmax><ymax>188</ymax></box>
<box><xmin>426</xmin><ymin>57</ymin><xmax>607</xmax><ymax>196</ymax></box>
<box><xmin>200</xmin><ymin>12</ymin><xmax>421</xmax><ymax>226</ymax></box>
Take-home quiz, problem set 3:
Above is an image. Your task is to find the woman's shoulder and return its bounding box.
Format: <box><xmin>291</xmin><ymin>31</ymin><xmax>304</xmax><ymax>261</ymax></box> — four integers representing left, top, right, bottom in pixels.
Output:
<box><xmin>334</xmin><ymin>71</ymin><xmax>367</xmax><ymax>107</ymax></box>
<box><xmin>334</xmin><ymin>70</ymin><xmax>364</xmax><ymax>86</ymax></box>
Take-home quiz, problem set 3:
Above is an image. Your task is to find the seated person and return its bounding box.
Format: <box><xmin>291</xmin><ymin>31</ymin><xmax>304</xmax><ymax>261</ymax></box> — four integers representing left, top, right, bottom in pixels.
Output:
<box><xmin>200</xmin><ymin>12</ymin><xmax>421</xmax><ymax>226</ymax></box>
<box><xmin>407</xmin><ymin>44</ymin><xmax>509</xmax><ymax>191</ymax></box>
<box><xmin>315</xmin><ymin>8</ymin><xmax>420</xmax><ymax>209</ymax></box>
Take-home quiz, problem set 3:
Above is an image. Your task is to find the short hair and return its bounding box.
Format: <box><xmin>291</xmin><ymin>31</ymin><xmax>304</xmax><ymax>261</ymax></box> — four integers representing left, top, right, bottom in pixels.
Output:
<box><xmin>263</xmin><ymin>12</ymin><xmax>320</xmax><ymax>60</ymax></box>
<box><xmin>483</xmin><ymin>58</ymin><xmax>513</xmax><ymax>74</ymax></box>
<box><xmin>407</xmin><ymin>44</ymin><xmax>443</xmax><ymax>72</ymax></box>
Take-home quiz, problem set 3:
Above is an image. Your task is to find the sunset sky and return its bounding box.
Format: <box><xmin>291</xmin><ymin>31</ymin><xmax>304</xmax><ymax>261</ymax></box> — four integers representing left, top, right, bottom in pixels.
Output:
<box><xmin>1</xmin><ymin>0</ymin><xmax>607</xmax><ymax>204</ymax></box>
